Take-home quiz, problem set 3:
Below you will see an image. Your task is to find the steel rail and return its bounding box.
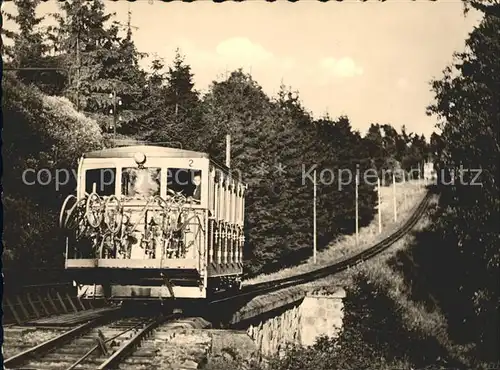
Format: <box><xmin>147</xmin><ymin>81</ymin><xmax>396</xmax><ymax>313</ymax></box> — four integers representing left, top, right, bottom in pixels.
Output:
<box><xmin>3</xmin><ymin>309</ymin><xmax>121</xmax><ymax>369</ymax></box>
<box><xmin>212</xmin><ymin>191</ymin><xmax>432</xmax><ymax>304</ymax></box>
<box><xmin>60</xmin><ymin>313</ymin><xmax>177</xmax><ymax>370</ymax></box>
<box><xmin>96</xmin><ymin>320</ymin><xmax>158</xmax><ymax>369</ymax></box>
<box><xmin>96</xmin><ymin>313</ymin><xmax>177</xmax><ymax>369</ymax></box>
<box><xmin>63</xmin><ymin>317</ymin><xmax>156</xmax><ymax>370</ymax></box>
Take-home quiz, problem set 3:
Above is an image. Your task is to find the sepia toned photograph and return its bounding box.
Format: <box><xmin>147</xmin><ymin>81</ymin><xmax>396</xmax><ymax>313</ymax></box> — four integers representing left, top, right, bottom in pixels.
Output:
<box><xmin>1</xmin><ymin>0</ymin><xmax>498</xmax><ymax>369</ymax></box>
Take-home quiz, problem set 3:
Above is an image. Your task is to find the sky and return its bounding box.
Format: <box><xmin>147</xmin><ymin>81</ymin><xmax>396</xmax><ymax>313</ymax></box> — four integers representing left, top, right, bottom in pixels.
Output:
<box><xmin>2</xmin><ymin>0</ymin><xmax>483</xmax><ymax>138</ymax></box>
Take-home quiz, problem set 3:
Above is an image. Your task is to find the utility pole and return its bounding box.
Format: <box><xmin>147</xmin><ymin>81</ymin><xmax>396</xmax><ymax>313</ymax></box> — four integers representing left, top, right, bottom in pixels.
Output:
<box><xmin>313</xmin><ymin>169</ymin><xmax>317</xmax><ymax>264</ymax></box>
<box><xmin>421</xmin><ymin>161</ymin><xmax>424</xmax><ymax>187</ymax></box>
<box><xmin>403</xmin><ymin>170</ymin><xmax>407</xmax><ymax>207</ymax></box>
<box><xmin>75</xmin><ymin>7</ymin><xmax>83</xmax><ymax>113</ymax></box>
<box><xmin>108</xmin><ymin>88</ymin><xmax>122</xmax><ymax>139</ymax></box>
<box><xmin>225</xmin><ymin>134</ymin><xmax>231</xmax><ymax>168</ymax></box>
<box><xmin>355</xmin><ymin>172</ymin><xmax>359</xmax><ymax>246</ymax></box>
<box><xmin>175</xmin><ymin>88</ymin><xmax>179</xmax><ymax>118</ymax></box>
<box><xmin>116</xmin><ymin>5</ymin><xmax>139</xmax><ymax>32</ymax></box>
<box><xmin>393</xmin><ymin>172</ymin><xmax>397</xmax><ymax>222</ymax></box>
<box><xmin>377</xmin><ymin>177</ymin><xmax>382</xmax><ymax>234</ymax></box>
<box><xmin>76</xmin><ymin>32</ymin><xmax>80</xmax><ymax>112</ymax></box>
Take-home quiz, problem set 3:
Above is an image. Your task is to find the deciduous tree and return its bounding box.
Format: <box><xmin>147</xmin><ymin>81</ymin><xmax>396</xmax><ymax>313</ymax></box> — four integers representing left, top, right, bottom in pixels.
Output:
<box><xmin>426</xmin><ymin>3</ymin><xmax>499</xmax><ymax>358</ymax></box>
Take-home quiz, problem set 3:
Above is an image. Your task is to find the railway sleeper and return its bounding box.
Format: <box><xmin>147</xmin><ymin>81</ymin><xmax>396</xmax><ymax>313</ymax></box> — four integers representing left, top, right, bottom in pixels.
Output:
<box><xmin>121</xmin><ymin>357</ymin><xmax>156</xmax><ymax>365</ymax></box>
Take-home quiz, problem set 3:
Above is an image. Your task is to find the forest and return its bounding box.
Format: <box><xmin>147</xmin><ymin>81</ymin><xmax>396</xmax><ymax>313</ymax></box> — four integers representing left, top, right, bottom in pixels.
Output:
<box><xmin>265</xmin><ymin>1</ymin><xmax>500</xmax><ymax>367</ymax></box>
<box><xmin>1</xmin><ymin>0</ymin><xmax>432</xmax><ymax>277</ymax></box>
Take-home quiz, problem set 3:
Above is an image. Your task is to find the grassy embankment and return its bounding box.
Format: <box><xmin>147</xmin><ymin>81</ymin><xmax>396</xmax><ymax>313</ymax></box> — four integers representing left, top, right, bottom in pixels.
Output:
<box><xmin>245</xmin><ymin>179</ymin><xmax>427</xmax><ymax>285</ymax></box>
<box><xmin>208</xmin><ymin>193</ymin><xmax>477</xmax><ymax>370</ymax></box>
<box><xmin>211</xmin><ymin>192</ymin><xmax>497</xmax><ymax>369</ymax></box>
<box><xmin>265</xmin><ymin>193</ymin><xmax>493</xmax><ymax>370</ymax></box>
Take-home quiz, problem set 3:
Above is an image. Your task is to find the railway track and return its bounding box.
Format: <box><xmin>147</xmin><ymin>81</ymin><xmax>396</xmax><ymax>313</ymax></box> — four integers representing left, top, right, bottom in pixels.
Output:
<box><xmin>3</xmin><ymin>311</ymin><xmax>179</xmax><ymax>370</ymax></box>
<box><xmin>3</xmin><ymin>191</ymin><xmax>431</xmax><ymax>369</ymax></box>
<box><xmin>213</xmin><ymin>190</ymin><xmax>433</xmax><ymax>304</ymax></box>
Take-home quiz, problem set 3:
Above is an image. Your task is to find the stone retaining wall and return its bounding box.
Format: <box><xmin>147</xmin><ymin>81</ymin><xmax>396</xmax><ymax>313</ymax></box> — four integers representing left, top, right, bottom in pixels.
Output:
<box><xmin>151</xmin><ymin>286</ymin><xmax>345</xmax><ymax>368</ymax></box>
<box><xmin>243</xmin><ymin>286</ymin><xmax>346</xmax><ymax>358</ymax></box>
<box><xmin>299</xmin><ymin>288</ymin><xmax>346</xmax><ymax>346</ymax></box>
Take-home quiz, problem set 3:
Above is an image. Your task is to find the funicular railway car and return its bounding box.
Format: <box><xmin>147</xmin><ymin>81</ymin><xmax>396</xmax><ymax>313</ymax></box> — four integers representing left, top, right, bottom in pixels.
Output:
<box><xmin>59</xmin><ymin>145</ymin><xmax>246</xmax><ymax>301</ymax></box>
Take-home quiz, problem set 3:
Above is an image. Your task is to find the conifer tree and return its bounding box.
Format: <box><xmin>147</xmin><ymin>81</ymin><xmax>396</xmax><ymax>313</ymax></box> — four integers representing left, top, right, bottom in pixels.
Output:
<box><xmin>199</xmin><ymin>75</ymin><xmax>377</xmax><ymax>275</ymax></box>
<box><xmin>201</xmin><ymin>70</ymin><xmax>279</xmax><ymax>274</ymax></box>
<box><xmin>2</xmin><ymin>0</ymin><xmax>62</xmax><ymax>92</ymax></box>
<box><xmin>49</xmin><ymin>0</ymin><xmax>113</xmax><ymax>111</ymax></box>
<box><xmin>426</xmin><ymin>4</ymin><xmax>499</xmax><ymax>357</ymax></box>
<box><xmin>146</xmin><ymin>50</ymin><xmax>204</xmax><ymax>149</ymax></box>
<box><xmin>364</xmin><ymin>123</ymin><xmax>388</xmax><ymax>177</ymax></box>
<box><xmin>48</xmin><ymin>0</ymin><xmax>145</xmax><ymax>131</ymax></box>
<box><xmin>132</xmin><ymin>56</ymin><xmax>168</xmax><ymax>138</ymax></box>
<box><xmin>109</xmin><ymin>10</ymin><xmax>148</xmax><ymax>135</ymax></box>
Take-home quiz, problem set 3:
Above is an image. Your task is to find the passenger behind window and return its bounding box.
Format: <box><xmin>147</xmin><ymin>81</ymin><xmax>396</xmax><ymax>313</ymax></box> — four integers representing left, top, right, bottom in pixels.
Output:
<box><xmin>122</xmin><ymin>168</ymin><xmax>160</xmax><ymax>197</ymax></box>
<box><xmin>188</xmin><ymin>173</ymin><xmax>202</xmax><ymax>203</ymax></box>
<box><xmin>168</xmin><ymin>169</ymin><xmax>201</xmax><ymax>203</ymax></box>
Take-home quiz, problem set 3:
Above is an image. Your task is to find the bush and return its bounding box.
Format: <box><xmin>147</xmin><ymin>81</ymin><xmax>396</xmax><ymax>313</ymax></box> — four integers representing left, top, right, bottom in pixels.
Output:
<box><xmin>38</xmin><ymin>94</ymin><xmax>103</xmax><ymax>165</ymax></box>
<box><xmin>2</xmin><ymin>196</ymin><xmax>63</xmax><ymax>267</ymax></box>
<box><xmin>2</xmin><ymin>73</ymin><xmax>104</xmax><ymax>267</ymax></box>
<box><xmin>265</xmin><ymin>277</ymin><xmax>457</xmax><ymax>370</ymax></box>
